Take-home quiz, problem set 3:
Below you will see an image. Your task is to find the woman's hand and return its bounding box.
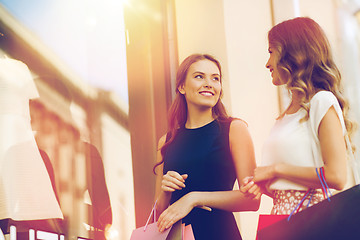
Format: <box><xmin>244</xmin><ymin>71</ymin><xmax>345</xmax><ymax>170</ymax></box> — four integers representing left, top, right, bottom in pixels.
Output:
<box><xmin>157</xmin><ymin>192</ymin><xmax>195</xmax><ymax>232</ymax></box>
<box><xmin>162</xmin><ymin>171</ymin><xmax>188</xmax><ymax>193</ymax></box>
<box><xmin>253</xmin><ymin>165</ymin><xmax>277</xmax><ymax>183</ymax></box>
<box><xmin>240</xmin><ymin>176</ymin><xmax>262</xmax><ymax>200</ymax></box>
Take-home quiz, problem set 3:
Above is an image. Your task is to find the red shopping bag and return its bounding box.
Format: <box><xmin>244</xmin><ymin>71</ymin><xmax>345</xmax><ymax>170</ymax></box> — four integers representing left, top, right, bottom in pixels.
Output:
<box><xmin>257</xmin><ymin>214</ymin><xmax>288</xmax><ymax>231</ymax></box>
<box><xmin>256</xmin><ymin>214</ymin><xmax>287</xmax><ymax>240</ymax></box>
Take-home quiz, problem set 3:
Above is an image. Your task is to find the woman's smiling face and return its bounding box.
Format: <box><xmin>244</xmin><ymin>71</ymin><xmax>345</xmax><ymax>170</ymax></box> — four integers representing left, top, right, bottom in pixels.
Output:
<box><xmin>178</xmin><ymin>59</ymin><xmax>222</xmax><ymax>110</ymax></box>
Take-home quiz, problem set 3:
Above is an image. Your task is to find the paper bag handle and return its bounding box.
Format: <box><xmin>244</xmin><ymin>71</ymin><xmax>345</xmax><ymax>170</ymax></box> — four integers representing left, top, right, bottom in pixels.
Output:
<box><xmin>143</xmin><ymin>200</ymin><xmax>157</xmax><ymax>231</ymax></box>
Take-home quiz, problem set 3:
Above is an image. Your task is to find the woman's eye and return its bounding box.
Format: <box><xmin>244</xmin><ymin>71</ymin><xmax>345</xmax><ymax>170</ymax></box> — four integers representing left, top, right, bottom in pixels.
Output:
<box><xmin>195</xmin><ymin>75</ymin><xmax>203</xmax><ymax>79</ymax></box>
<box><xmin>213</xmin><ymin>77</ymin><xmax>220</xmax><ymax>81</ymax></box>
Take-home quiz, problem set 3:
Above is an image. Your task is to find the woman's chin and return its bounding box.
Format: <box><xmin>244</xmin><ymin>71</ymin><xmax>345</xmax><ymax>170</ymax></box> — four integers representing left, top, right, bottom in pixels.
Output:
<box><xmin>272</xmin><ymin>79</ymin><xmax>284</xmax><ymax>86</ymax></box>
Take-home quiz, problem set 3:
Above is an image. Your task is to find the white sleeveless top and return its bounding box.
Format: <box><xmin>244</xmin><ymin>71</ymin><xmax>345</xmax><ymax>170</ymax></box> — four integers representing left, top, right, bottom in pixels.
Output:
<box><xmin>0</xmin><ymin>57</ymin><xmax>63</xmax><ymax>220</ymax></box>
<box><xmin>261</xmin><ymin>91</ymin><xmax>346</xmax><ymax>191</ymax></box>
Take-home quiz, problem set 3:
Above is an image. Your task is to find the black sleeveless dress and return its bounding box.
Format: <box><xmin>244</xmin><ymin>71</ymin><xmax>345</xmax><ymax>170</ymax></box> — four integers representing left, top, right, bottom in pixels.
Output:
<box><xmin>163</xmin><ymin>119</ymin><xmax>242</xmax><ymax>240</ymax></box>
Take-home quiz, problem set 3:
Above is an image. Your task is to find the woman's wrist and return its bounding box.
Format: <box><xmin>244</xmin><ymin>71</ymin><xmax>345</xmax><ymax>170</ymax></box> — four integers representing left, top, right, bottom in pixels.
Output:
<box><xmin>186</xmin><ymin>191</ymin><xmax>201</xmax><ymax>208</ymax></box>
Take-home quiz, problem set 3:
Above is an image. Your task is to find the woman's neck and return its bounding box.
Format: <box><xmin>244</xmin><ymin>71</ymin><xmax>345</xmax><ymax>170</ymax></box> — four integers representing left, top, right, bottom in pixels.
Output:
<box><xmin>278</xmin><ymin>91</ymin><xmax>303</xmax><ymax>118</ymax></box>
<box><xmin>287</xmin><ymin>91</ymin><xmax>302</xmax><ymax>113</ymax></box>
<box><xmin>291</xmin><ymin>90</ymin><xmax>303</xmax><ymax>103</ymax></box>
<box><xmin>185</xmin><ymin>107</ymin><xmax>215</xmax><ymax>129</ymax></box>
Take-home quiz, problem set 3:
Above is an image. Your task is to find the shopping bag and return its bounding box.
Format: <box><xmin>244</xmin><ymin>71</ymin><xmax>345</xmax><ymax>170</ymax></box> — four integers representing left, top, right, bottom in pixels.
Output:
<box><xmin>257</xmin><ymin>184</ymin><xmax>360</xmax><ymax>240</ymax></box>
<box><xmin>257</xmin><ymin>214</ymin><xmax>287</xmax><ymax>231</ymax></box>
<box><xmin>257</xmin><ymin>135</ymin><xmax>360</xmax><ymax>239</ymax></box>
<box><xmin>130</xmin><ymin>220</ymin><xmax>181</xmax><ymax>240</ymax></box>
<box><xmin>256</xmin><ymin>215</ymin><xmax>287</xmax><ymax>240</ymax></box>
<box><xmin>130</xmin><ymin>200</ymin><xmax>184</xmax><ymax>240</ymax></box>
<box><xmin>181</xmin><ymin>223</ymin><xmax>195</xmax><ymax>240</ymax></box>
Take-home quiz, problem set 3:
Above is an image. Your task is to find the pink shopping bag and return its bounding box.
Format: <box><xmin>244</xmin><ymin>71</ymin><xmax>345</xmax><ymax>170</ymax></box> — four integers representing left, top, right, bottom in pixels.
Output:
<box><xmin>182</xmin><ymin>223</ymin><xmax>195</xmax><ymax>240</ymax></box>
<box><xmin>130</xmin><ymin>221</ymin><xmax>181</xmax><ymax>240</ymax></box>
<box><xmin>130</xmin><ymin>201</ymin><xmax>182</xmax><ymax>240</ymax></box>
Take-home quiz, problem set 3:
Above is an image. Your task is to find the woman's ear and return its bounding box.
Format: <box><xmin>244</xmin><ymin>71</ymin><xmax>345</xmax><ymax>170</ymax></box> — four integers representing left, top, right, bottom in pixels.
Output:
<box><xmin>178</xmin><ymin>85</ymin><xmax>185</xmax><ymax>95</ymax></box>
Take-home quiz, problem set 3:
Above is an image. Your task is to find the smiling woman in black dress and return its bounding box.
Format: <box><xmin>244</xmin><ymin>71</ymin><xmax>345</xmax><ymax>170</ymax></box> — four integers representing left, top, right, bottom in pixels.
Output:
<box><xmin>153</xmin><ymin>54</ymin><xmax>261</xmax><ymax>240</ymax></box>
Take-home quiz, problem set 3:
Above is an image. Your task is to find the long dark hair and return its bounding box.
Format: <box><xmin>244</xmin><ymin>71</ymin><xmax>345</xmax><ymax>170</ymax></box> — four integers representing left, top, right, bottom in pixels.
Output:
<box><xmin>153</xmin><ymin>54</ymin><xmax>229</xmax><ymax>173</ymax></box>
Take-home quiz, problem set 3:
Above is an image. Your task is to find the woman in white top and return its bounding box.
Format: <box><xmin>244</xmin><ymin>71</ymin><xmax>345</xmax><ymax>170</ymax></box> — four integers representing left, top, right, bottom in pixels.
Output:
<box><xmin>253</xmin><ymin>17</ymin><xmax>355</xmax><ymax>214</ymax></box>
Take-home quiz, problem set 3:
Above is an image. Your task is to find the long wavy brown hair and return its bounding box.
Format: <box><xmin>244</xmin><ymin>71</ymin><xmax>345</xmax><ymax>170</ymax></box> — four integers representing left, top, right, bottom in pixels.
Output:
<box><xmin>269</xmin><ymin>17</ymin><xmax>356</xmax><ymax>143</ymax></box>
<box><xmin>153</xmin><ymin>54</ymin><xmax>229</xmax><ymax>173</ymax></box>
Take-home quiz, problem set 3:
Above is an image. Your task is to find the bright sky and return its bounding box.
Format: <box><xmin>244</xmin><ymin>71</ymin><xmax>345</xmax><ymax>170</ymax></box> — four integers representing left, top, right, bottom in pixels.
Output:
<box><xmin>0</xmin><ymin>0</ymin><xmax>129</xmax><ymax>104</ymax></box>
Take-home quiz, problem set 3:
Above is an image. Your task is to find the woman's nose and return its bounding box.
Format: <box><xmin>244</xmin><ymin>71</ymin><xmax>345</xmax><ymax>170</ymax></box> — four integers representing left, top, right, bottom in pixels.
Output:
<box><xmin>204</xmin><ymin>77</ymin><xmax>213</xmax><ymax>88</ymax></box>
<box><xmin>265</xmin><ymin>59</ymin><xmax>270</xmax><ymax>69</ymax></box>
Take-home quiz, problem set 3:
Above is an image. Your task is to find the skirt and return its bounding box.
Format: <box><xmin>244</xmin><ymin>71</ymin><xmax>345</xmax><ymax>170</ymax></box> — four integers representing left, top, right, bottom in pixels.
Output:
<box><xmin>271</xmin><ymin>189</ymin><xmax>325</xmax><ymax>215</ymax></box>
